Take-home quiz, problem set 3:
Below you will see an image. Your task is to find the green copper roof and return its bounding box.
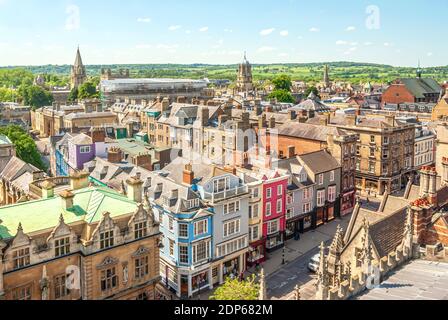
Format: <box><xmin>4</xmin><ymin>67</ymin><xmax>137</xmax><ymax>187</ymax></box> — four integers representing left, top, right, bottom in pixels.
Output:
<box><xmin>0</xmin><ymin>187</ymin><xmax>138</xmax><ymax>240</ymax></box>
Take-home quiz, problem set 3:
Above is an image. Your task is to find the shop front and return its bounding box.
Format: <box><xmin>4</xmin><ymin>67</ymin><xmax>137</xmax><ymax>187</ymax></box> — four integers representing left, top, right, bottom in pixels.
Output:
<box><xmin>177</xmin><ymin>264</ymin><xmax>212</xmax><ymax>299</ymax></box>
<box><xmin>213</xmin><ymin>250</ymin><xmax>248</xmax><ymax>285</ymax></box>
<box><xmin>341</xmin><ymin>190</ymin><xmax>356</xmax><ymax>216</ymax></box>
<box><xmin>316</xmin><ymin>203</ymin><xmax>336</xmax><ymax>226</ymax></box>
<box><xmin>266</xmin><ymin>232</ymin><xmax>284</xmax><ymax>252</ymax></box>
<box><xmin>247</xmin><ymin>239</ymin><xmax>266</xmax><ymax>267</ymax></box>
<box><xmin>191</xmin><ymin>270</ymin><xmax>210</xmax><ymax>294</ymax></box>
<box><xmin>285</xmin><ymin>217</ymin><xmax>301</xmax><ymax>240</ymax></box>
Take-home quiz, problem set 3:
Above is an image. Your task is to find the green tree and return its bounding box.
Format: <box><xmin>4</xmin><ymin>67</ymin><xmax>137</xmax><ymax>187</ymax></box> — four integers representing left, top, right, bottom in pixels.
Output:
<box><xmin>210</xmin><ymin>275</ymin><xmax>259</xmax><ymax>301</ymax></box>
<box><xmin>268</xmin><ymin>89</ymin><xmax>296</xmax><ymax>103</ymax></box>
<box><xmin>67</xmin><ymin>87</ymin><xmax>79</xmax><ymax>102</ymax></box>
<box><xmin>0</xmin><ymin>88</ymin><xmax>18</xmax><ymax>102</ymax></box>
<box><xmin>18</xmin><ymin>85</ymin><xmax>54</xmax><ymax>109</ymax></box>
<box><xmin>304</xmin><ymin>86</ymin><xmax>321</xmax><ymax>99</ymax></box>
<box><xmin>272</xmin><ymin>74</ymin><xmax>292</xmax><ymax>91</ymax></box>
<box><xmin>78</xmin><ymin>81</ymin><xmax>99</xmax><ymax>99</ymax></box>
<box><xmin>0</xmin><ymin>125</ymin><xmax>47</xmax><ymax>171</ymax></box>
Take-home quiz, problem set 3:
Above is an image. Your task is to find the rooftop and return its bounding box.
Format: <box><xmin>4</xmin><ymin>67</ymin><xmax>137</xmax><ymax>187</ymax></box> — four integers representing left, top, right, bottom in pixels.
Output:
<box><xmin>356</xmin><ymin>260</ymin><xmax>448</xmax><ymax>300</ymax></box>
<box><xmin>0</xmin><ymin>186</ymin><xmax>138</xmax><ymax>239</ymax></box>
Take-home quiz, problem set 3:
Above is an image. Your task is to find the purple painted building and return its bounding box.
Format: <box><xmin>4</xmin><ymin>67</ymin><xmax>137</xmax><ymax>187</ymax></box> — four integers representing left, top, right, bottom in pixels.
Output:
<box><xmin>68</xmin><ymin>134</ymin><xmax>97</xmax><ymax>170</ymax></box>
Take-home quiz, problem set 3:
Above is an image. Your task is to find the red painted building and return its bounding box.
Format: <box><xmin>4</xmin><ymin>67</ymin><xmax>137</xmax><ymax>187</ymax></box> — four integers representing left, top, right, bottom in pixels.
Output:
<box><xmin>261</xmin><ymin>171</ymin><xmax>289</xmax><ymax>252</ymax></box>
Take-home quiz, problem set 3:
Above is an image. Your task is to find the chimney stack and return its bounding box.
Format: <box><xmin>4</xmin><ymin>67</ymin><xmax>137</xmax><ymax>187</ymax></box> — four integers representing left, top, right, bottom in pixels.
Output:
<box><xmin>60</xmin><ymin>190</ymin><xmax>75</xmax><ymax>210</ymax></box>
<box><xmin>258</xmin><ymin>113</ymin><xmax>267</xmax><ymax>129</ymax></box>
<box><xmin>108</xmin><ymin>147</ymin><xmax>123</xmax><ymax>163</ymax></box>
<box><xmin>126</xmin><ymin>175</ymin><xmax>143</xmax><ymax>203</ymax></box>
<box><xmin>419</xmin><ymin>166</ymin><xmax>430</xmax><ymax>197</ymax></box>
<box><xmin>132</xmin><ymin>153</ymin><xmax>153</xmax><ymax>171</ymax></box>
<box><xmin>288</xmin><ymin>110</ymin><xmax>297</xmax><ymax>121</ymax></box>
<box><xmin>201</xmin><ymin>107</ymin><xmax>209</xmax><ymax>127</ymax></box>
<box><xmin>41</xmin><ymin>180</ymin><xmax>56</xmax><ymax>199</ymax></box>
<box><xmin>268</xmin><ymin>116</ymin><xmax>276</xmax><ymax>129</ymax></box>
<box><xmin>442</xmin><ymin>157</ymin><xmax>448</xmax><ymax>186</ymax></box>
<box><xmin>161</xmin><ymin>97</ymin><xmax>170</xmax><ymax>112</ymax></box>
<box><xmin>70</xmin><ymin>171</ymin><xmax>90</xmax><ymax>191</ymax></box>
<box><xmin>90</xmin><ymin>128</ymin><xmax>106</xmax><ymax>143</ymax></box>
<box><xmin>183</xmin><ymin>163</ymin><xmax>194</xmax><ymax>185</ymax></box>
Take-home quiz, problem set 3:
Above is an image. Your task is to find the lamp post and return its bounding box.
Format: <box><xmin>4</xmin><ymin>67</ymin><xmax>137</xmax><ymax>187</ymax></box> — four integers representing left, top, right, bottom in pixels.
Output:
<box><xmin>282</xmin><ymin>245</ymin><xmax>286</xmax><ymax>265</ymax></box>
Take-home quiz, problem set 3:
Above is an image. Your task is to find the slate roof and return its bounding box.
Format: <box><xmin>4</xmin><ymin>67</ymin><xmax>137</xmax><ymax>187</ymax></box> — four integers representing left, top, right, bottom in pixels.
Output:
<box><xmin>70</xmin><ymin>133</ymin><xmax>93</xmax><ymax>146</ymax></box>
<box><xmin>370</xmin><ymin>207</ymin><xmax>407</xmax><ymax>258</ymax></box>
<box><xmin>292</xmin><ymin>96</ymin><xmax>331</xmax><ymax>113</ymax></box>
<box><xmin>400</xmin><ymin>78</ymin><xmax>442</xmax><ymax>98</ymax></box>
<box><xmin>162</xmin><ymin>158</ymin><xmax>234</xmax><ymax>187</ymax></box>
<box><xmin>297</xmin><ymin>150</ymin><xmax>340</xmax><ymax>174</ymax></box>
<box><xmin>276</xmin><ymin>122</ymin><xmax>354</xmax><ymax>142</ymax></box>
<box><xmin>0</xmin><ymin>156</ymin><xmax>40</xmax><ymax>182</ymax></box>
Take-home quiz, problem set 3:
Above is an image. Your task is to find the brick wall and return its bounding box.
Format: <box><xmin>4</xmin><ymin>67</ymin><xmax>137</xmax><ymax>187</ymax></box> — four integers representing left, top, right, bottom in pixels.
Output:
<box><xmin>382</xmin><ymin>84</ymin><xmax>415</xmax><ymax>105</ymax></box>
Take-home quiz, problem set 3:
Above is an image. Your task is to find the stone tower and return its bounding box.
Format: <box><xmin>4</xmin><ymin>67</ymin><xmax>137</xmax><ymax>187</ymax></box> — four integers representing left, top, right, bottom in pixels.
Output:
<box><xmin>236</xmin><ymin>52</ymin><xmax>254</xmax><ymax>92</ymax></box>
<box><xmin>323</xmin><ymin>64</ymin><xmax>330</xmax><ymax>89</ymax></box>
<box><xmin>71</xmin><ymin>47</ymin><xmax>87</xmax><ymax>89</ymax></box>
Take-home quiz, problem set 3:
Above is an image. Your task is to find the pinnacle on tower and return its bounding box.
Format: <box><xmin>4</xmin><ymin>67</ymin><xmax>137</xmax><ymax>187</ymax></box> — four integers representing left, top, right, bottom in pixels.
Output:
<box><xmin>71</xmin><ymin>46</ymin><xmax>87</xmax><ymax>89</ymax></box>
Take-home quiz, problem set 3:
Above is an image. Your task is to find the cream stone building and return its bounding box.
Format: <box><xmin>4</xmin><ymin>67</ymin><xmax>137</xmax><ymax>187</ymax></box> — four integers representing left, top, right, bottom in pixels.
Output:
<box><xmin>0</xmin><ymin>173</ymin><xmax>168</xmax><ymax>300</ymax></box>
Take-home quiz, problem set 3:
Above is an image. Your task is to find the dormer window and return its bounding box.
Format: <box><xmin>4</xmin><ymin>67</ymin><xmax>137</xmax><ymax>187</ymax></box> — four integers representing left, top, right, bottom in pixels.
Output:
<box><xmin>134</xmin><ymin>221</ymin><xmax>147</xmax><ymax>239</ymax></box>
<box><xmin>100</xmin><ymin>230</ymin><xmax>114</xmax><ymax>250</ymax></box>
<box><xmin>187</xmin><ymin>198</ymin><xmax>200</xmax><ymax>209</ymax></box>
<box><xmin>213</xmin><ymin>177</ymin><xmax>230</xmax><ymax>193</ymax></box>
<box><xmin>80</xmin><ymin>146</ymin><xmax>91</xmax><ymax>154</ymax></box>
<box><xmin>55</xmin><ymin>237</ymin><xmax>71</xmax><ymax>257</ymax></box>
<box><xmin>12</xmin><ymin>248</ymin><xmax>30</xmax><ymax>269</ymax></box>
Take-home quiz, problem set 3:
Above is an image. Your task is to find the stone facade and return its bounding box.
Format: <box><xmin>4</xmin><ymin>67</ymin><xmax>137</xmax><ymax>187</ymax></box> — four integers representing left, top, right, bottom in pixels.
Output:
<box><xmin>0</xmin><ymin>174</ymin><xmax>166</xmax><ymax>301</ymax></box>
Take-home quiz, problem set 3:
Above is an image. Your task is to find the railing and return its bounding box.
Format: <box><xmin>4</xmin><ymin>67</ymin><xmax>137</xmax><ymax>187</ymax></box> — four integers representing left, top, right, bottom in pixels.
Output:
<box><xmin>28</xmin><ymin>176</ymin><xmax>70</xmax><ymax>197</ymax></box>
<box><xmin>203</xmin><ymin>185</ymin><xmax>248</xmax><ymax>202</ymax></box>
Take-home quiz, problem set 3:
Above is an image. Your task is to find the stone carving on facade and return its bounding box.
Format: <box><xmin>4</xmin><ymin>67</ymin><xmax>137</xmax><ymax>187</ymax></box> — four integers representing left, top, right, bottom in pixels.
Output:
<box><xmin>96</xmin><ymin>256</ymin><xmax>119</xmax><ymax>269</ymax></box>
<box><xmin>315</xmin><ymin>242</ymin><xmax>329</xmax><ymax>300</ymax></box>
<box><xmin>40</xmin><ymin>265</ymin><xmax>50</xmax><ymax>300</ymax></box>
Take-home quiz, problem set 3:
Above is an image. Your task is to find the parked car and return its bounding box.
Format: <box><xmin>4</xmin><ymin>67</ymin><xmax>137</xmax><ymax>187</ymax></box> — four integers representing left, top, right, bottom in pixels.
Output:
<box><xmin>308</xmin><ymin>253</ymin><xmax>320</xmax><ymax>273</ymax></box>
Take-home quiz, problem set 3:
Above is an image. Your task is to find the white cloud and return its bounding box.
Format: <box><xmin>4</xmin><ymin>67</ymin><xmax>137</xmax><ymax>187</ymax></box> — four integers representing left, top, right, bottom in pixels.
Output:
<box><xmin>346</xmin><ymin>26</ymin><xmax>356</xmax><ymax>32</ymax></box>
<box><xmin>364</xmin><ymin>42</ymin><xmax>373</xmax><ymax>46</ymax></box>
<box><xmin>199</xmin><ymin>26</ymin><xmax>209</xmax><ymax>32</ymax></box>
<box><xmin>278</xmin><ymin>53</ymin><xmax>289</xmax><ymax>57</ymax></box>
<box><xmin>427</xmin><ymin>52</ymin><xmax>433</xmax><ymax>57</ymax></box>
<box><xmin>260</xmin><ymin>28</ymin><xmax>275</xmax><ymax>36</ymax></box>
<box><xmin>280</xmin><ymin>30</ymin><xmax>289</xmax><ymax>37</ymax></box>
<box><xmin>137</xmin><ymin>17</ymin><xmax>151</xmax><ymax>23</ymax></box>
<box><xmin>297</xmin><ymin>36</ymin><xmax>303</xmax><ymax>40</ymax></box>
<box><xmin>343</xmin><ymin>47</ymin><xmax>357</xmax><ymax>55</ymax></box>
<box><xmin>384</xmin><ymin>42</ymin><xmax>393</xmax><ymax>47</ymax></box>
<box><xmin>336</xmin><ymin>40</ymin><xmax>348</xmax><ymax>45</ymax></box>
<box><xmin>168</xmin><ymin>25</ymin><xmax>181</xmax><ymax>31</ymax></box>
<box><xmin>224</xmin><ymin>28</ymin><xmax>233</xmax><ymax>33</ymax></box>
<box><xmin>185</xmin><ymin>30</ymin><xmax>191</xmax><ymax>34</ymax></box>
<box><xmin>309</xmin><ymin>27</ymin><xmax>320</xmax><ymax>32</ymax></box>
<box><xmin>257</xmin><ymin>46</ymin><xmax>276</xmax><ymax>53</ymax></box>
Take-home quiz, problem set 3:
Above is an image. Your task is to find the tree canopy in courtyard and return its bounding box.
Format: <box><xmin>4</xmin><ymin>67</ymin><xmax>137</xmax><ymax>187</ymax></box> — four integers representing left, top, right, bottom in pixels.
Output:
<box><xmin>210</xmin><ymin>275</ymin><xmax>259</xmax><ymax>300</ymax></box>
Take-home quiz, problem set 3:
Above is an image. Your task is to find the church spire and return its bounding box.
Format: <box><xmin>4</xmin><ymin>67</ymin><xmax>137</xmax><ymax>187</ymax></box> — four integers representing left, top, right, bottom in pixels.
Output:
<box><xmin>71</xmin><ymin>46</ymin><xmax>87</xmax><ymax>89</ymax></box>
<box><xmin>323</xmin><ymin>64</ymin><xmax>330</xmax><ymax>88</ymax></box>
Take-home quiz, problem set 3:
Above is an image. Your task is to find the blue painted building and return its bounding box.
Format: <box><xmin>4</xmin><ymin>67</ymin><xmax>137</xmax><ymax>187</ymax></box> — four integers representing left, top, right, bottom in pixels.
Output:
<box><xmin>146</xmin><ymin>168</ymin><xmax>214</xmax><ymax>298</ymax></box>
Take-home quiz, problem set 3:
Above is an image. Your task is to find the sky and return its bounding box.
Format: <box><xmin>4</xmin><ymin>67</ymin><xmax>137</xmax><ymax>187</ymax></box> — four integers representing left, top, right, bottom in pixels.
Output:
<box><xmin>0</xmin><ymin>0</ymin><xmax>446</xmax><ymax>67</ymax></box>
